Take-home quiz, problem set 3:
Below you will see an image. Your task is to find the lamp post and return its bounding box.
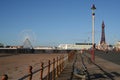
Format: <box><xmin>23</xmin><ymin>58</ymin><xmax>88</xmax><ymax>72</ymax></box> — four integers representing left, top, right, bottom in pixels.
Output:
<box><xmin>91</xmin><ymin>4</ymin><xmax>96</xmax><ymax>62</ymax></box>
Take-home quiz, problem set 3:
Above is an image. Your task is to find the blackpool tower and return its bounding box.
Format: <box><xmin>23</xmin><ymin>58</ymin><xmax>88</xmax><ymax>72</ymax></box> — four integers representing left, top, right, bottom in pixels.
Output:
<box><xmin>99</xmin><ymin>21</ymin><xmax>108</xmax><ymax>50</ymax></box>
<box><xmin>100</xmin><ymin>21</ymin><xmax>106</xmax><ymax>44</ymax></box>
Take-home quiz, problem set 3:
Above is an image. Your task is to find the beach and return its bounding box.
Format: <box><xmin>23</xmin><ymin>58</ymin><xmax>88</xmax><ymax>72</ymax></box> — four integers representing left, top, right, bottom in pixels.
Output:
<box><xmin>0</xmin><ymin>53</ymin><xmax>67</xmax><ymax>80</ymax></box>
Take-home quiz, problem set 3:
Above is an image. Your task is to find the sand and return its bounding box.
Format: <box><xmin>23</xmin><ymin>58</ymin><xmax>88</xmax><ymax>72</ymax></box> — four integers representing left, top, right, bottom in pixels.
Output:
<box><xmin>0</xmin><ymin>53</ymin><xmax>68</xmax><ymax>80</ymax></box>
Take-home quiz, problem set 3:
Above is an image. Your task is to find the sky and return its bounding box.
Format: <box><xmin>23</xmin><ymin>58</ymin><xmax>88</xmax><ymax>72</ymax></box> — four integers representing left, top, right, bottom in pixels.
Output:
<box><xmin>0</xmin><ymin>0</ymin><xmax>120</xmax><ymax>46</ymax></box>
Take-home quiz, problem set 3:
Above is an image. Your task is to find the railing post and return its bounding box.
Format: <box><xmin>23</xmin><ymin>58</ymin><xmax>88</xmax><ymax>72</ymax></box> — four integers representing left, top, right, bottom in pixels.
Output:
<box><xmin>60</xmin><ymin>56</ymin><xmax>62</xmax><ymax>73</ymax></box>
<box><xmin>28</xmin><ymin>66</ymin><xmax>33</xmax><ymax>80</ymax></box>
<box><xmin>68</xmin><ymin>52</ymin><xmax>71</xmax><ymax>62</ymax></box>
<box><xmin>58</xmin><ymin>57</ymin><xmax>60</xmax><ymax>75</ymax></box>
<box><xmin>56</xmin><ymin>57</ymin><xmax>59</xmax><ymax>77</ymax></box>
<box><xmin>40</xmin><ymin>62</ymin><xmax>44</xmax><ymax>80</ymax></box>
<box><xmin>52</xmin><ymin>58</ymin><xmax>55</xmax><ymax>80</ymax></box>
<box><xmin>61</xmin><ymin>56</ymin><xmax>64</xmax><ymax>71</ymax></box>
<box><xmin>47</xmin><ymin>60</ymin><xmax>51</xmax><ymax>80</ymax></box>
<box><xmin>1</xmin><ymin>74</ymin><xmax>8</xmax><ymax>80</ymax></box>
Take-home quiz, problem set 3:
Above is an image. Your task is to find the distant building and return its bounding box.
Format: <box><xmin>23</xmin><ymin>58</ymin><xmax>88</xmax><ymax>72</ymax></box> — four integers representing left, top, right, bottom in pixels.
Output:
<box><xmin>114</xmin><ymin>41</ymin><xmax>120</xmax><ymax>51</ymax></box>
<box><xmin>34</xmin><ymin>46</ymin><xmax>54</xmax><ymax>50</ymax></box>
<box><xmin>58</xmin><ymin>43</ymin><xmax>92</xmax><ymax>50</ymax></box>
<box><xmin>107</xmin><ymin>45</ymin><xmax>114</xmax><ymax>51</ymax></box>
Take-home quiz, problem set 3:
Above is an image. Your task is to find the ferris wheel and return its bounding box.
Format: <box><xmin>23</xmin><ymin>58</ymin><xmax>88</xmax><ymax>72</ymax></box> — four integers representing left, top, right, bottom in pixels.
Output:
<box><xmin>18</xmin><ymin>29</ymin><xmax>36</xmax><ymax>48</ymax></box>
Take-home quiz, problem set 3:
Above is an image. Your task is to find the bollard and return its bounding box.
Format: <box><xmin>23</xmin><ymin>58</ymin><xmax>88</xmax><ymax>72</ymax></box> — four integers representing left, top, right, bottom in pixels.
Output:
<box><xmin>1</xmin><ymin>74</ymin><xmax>8</xmax><ymax>80</ymax></box>
<box><xmin>28</xmin><ymin>66</ymin><xmax>33</xmax><ymax>80</ymax></box>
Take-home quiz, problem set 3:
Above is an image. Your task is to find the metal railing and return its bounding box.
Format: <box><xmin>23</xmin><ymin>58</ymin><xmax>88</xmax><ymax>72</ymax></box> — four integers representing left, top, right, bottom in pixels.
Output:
<box><xmin>1</xmin><ymin>51</ymin><xmax>76</xmax><ymax>80</ymax></box>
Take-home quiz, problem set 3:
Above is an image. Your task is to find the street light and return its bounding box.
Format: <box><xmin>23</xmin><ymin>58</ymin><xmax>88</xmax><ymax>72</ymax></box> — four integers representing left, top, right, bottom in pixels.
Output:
<box><xmin>91</xmin><ymin>4</ymin><xmax>96</xmax><ymax>62</ymax></box>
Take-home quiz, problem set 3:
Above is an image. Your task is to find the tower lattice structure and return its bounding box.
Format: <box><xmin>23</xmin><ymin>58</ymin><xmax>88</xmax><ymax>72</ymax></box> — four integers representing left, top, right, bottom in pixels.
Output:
<box><xmin>100</xmin><ymin>21</ymin><xmax>106</xmax><ymax>44</ymax></box>
<box><xmin>99</xmin><ymin>21</ymin><xmax>108</xmax><ymax>50</ymax></box>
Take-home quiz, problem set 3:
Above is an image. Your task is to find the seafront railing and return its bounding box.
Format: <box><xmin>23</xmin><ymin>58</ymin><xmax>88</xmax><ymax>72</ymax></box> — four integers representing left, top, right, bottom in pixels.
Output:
<box><xmin>1</xmin><ymin>51</ymin><xmax>75</xmax><ymax>80</ymax></box>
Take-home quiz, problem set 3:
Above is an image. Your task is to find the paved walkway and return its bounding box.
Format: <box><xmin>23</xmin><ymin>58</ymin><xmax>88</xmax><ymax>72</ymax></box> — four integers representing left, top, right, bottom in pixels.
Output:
<box><xmin>56</xmin><ymin>52</ymin><xmax>120</xmax><ymax>80</ymax></box>
<box><xmin>56</xmin><ymin>62</ymin><xmax>74</xmax><ymax>80</ymax></box>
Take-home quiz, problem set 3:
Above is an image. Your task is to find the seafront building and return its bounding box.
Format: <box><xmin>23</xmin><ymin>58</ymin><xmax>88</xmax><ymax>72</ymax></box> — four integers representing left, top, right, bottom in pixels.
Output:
<box><xmin>58</xmin><ymin>43</ymin><xmax>92</xmax><ymax>50</ymax></box>
<box><xmin>114</xmin><ymin>41</ymin><xmax>120</xmax><ymax>51</ymax></box>
<box><xmin>34</xmin><ymin>46</ymin><xmax>55</xmax><ymax>50</ymax></box>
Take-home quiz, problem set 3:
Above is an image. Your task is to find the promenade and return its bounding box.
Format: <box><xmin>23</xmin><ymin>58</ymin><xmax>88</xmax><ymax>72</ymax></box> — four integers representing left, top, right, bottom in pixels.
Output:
<box><xmin>56</xmin><ymin>51</ymin><xmax>120</xmax><ymax>80</ymax></box>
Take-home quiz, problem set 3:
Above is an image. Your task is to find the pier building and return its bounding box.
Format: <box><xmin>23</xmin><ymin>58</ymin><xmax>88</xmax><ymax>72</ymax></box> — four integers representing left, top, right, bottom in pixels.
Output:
<box><xmin>58</xmin><ymin>43</ymin><xmax>92</xmax><ymax>50</ymax></box>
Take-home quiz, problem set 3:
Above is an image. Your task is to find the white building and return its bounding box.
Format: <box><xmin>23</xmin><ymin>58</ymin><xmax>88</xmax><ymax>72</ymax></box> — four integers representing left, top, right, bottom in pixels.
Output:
<box><xmin>58</xmin><ymin>43</ymin><xmax>92</xmax><ymax>50</ymax></box>
<box><xmin>114</xmin><ymin>41</ymin><xmax>120</xmax><ymax>51</ymax></box>
<box><xmin>34</xmin><ymin>46</ymin><xmax>55</xmax><ymax>50</ymax></box>
<box><xmin>97</xmin><ymin>42</ymin><xmax>108</xmax><ymax>50</ymax></box>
